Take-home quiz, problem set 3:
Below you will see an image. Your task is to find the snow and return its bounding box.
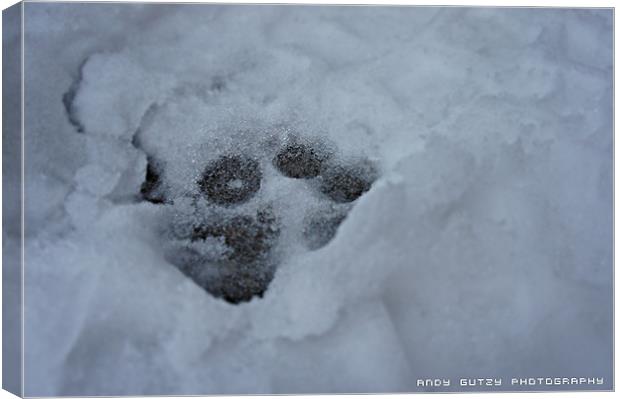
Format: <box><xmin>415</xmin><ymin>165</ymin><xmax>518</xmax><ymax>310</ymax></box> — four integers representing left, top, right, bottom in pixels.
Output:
<box><xmin>16</xmin><ymin>3</ymin><xmax>612</xmax><ymax>395</ymax></box>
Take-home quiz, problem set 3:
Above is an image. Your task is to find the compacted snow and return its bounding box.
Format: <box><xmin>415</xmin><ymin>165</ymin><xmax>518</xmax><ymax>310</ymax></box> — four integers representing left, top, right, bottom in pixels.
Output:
<box><xmin>12</xmin><ymin>3</ymin><xmax>612</xmax><ymax>395</ymax></box>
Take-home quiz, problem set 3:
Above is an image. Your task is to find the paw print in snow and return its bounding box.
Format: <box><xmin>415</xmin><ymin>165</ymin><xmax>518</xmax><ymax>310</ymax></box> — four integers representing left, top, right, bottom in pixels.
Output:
<box><xmin>144</xmin><ymin>136</ymin><xmax>378</xmax><ymax>304</ymax></box>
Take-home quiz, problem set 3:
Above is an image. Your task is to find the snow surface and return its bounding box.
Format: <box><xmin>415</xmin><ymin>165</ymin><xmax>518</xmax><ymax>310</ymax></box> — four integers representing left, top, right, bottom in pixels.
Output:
<box><xmin>14</xmin><ymin>3</ymin><xmax>612</xmax><ymax>395</ymax></box>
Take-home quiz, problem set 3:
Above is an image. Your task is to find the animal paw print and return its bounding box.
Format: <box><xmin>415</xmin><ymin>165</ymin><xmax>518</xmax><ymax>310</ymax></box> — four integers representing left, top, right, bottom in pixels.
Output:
<box><xmin>144</xmin><ymin>136</ymin><xmax>378</xmax><ymax>304</ymax></box>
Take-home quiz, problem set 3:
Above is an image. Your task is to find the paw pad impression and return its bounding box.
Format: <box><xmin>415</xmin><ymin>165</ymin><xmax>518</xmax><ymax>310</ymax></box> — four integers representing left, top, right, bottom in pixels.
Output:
<box><xmin>273</xmin><ymin>142</ymin><xmax>331</xmax><ymax>179</ymax></box>
<box><xmin>198</xmin><ymin>155</ymin><xmax>262</xmax><ymax>205</ymax></box>
<box><xmin>173</xmin><ymin>207</ymin><xmax>280</xmax><ymax>304</ymax></box>
<box><xmin>319</xmin><ymin>159</ymin><xmax>378</xmax><ymax>203</ymax></box>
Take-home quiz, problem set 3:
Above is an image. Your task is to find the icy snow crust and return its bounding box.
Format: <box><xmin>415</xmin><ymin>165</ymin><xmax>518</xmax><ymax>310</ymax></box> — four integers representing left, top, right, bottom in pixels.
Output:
<box><xmin>20</xmin><ymin>4</ymin><xmax>612</xmax><ymax>395</ymax></box>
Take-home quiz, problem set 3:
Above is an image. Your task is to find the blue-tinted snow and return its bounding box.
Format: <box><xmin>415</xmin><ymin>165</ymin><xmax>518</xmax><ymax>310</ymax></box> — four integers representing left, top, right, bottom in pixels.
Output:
<box><xmin>18</xmin><ymin>3</ymin><xmax>612</xmax><ymax>395</ymax></box>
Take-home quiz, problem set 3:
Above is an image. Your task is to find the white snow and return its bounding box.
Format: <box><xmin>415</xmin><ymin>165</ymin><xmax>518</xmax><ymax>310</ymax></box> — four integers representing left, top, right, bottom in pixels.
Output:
<box><xmin>17</xmin><ymin>3</ymin><xmax>612</xmax><ymax>395</ymax></box>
